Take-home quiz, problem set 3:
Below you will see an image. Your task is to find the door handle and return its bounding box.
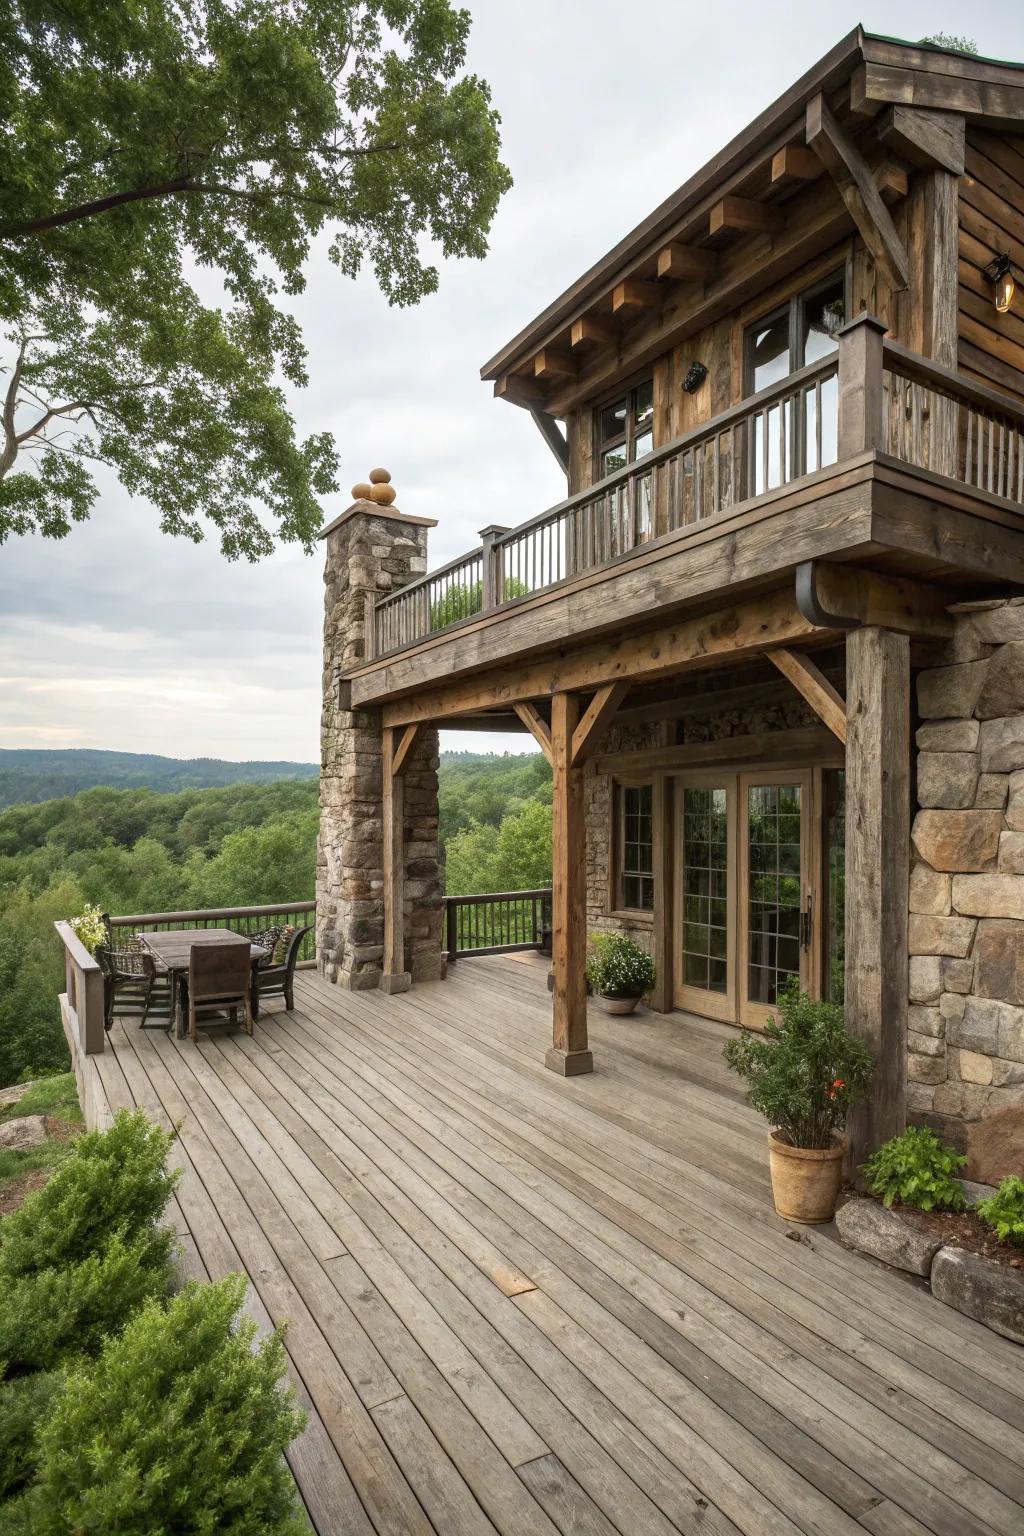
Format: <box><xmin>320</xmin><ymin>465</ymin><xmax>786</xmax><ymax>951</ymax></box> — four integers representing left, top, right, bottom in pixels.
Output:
<box><xmin>800</xmin><ymin>891</ymin><xmax>814</xmax><ymax>951</ymax></box>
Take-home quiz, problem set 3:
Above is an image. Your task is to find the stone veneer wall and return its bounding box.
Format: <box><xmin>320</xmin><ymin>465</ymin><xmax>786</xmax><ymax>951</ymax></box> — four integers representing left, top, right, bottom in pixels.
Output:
<box><xmin>907</xmin><ymin>597</ymin><xmax>1024</xmax><ymax>1150</ymax></box>
<box><xmin>317</xmin><ymin>502</ymin><xmax>444</xmax><ymax>990</ymax></box>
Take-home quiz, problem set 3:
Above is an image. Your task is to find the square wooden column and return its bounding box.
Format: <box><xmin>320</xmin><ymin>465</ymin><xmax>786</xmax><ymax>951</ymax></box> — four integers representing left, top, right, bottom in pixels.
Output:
<box><xmin>381</xmin><ymin>726</ymin><xmax>410</xmax><ymax>995</ymax></box>
<box><xmin>547</xmin><ymin>691</ymin><xmax>592</xmax><ymax>1075</ymax></box>
<box><xmin>844</xmin><ymin>626</ymin><xmax>909</xmax><ymax>1171</ymax></box>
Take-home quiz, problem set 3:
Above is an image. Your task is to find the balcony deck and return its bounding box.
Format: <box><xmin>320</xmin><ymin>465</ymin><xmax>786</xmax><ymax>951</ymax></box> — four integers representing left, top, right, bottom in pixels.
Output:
<box><xmin>94</xmin><ymin>955</ymin><xmax>1024</xmax><ymax>1536</ymax></box>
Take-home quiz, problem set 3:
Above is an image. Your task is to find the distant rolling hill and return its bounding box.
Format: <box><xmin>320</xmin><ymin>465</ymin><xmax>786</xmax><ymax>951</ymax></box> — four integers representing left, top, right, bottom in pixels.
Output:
<box><xmin>0</xmin><ymin>749</ymin><xmax>318</xmax><ymax>808</ymax></box>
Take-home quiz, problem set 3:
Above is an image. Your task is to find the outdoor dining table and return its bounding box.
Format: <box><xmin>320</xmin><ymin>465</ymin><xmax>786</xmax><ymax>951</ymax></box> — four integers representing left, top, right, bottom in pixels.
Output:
<box><xmin>140</xmin><ymin>929</ymin><xmax>268</xmax><ymax>1039</ymax></box>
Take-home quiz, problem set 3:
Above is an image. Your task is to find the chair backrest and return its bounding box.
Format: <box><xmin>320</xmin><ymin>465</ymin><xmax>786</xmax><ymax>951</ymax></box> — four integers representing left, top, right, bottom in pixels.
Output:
<box><xmin>189</xmin><ymin>941</ymin><xmax>250</xmax><ymax>1002</ymax></box>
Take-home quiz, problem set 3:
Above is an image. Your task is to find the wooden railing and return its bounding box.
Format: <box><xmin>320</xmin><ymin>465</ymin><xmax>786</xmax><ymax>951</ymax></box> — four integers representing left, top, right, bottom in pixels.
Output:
<box><xmin>55</xmin><ymin>921</ymin><xmax>105</xmax><ymax>1057</ymax></box>
<box><xmin>882</xmin><ymin>340</ymin><xmax>1024</xmax><ymax>505</ymax></box>
<box><xmin>110</xmin><ymin>901</ymin><xmax>318</xmax><ymax>965</ymax></box>
<box><xmin>444</xmin><ymin>889</ymin><xmax>552</xmax><ymax>961</ymax></box>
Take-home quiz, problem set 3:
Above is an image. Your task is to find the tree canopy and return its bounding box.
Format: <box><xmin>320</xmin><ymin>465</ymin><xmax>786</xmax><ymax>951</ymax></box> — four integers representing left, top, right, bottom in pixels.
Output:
<box><xmin>0</xmin><ymin>1</ymin><xmax>510</xmax><ymax>557</ymax></box>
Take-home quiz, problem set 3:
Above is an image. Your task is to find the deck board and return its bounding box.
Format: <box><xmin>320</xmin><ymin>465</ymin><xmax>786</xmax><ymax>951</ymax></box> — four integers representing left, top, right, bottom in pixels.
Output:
<box><xmin>105</xmin><ymin>955</ymin><xmax>1024</xmax><ymax>1536</ymax></box>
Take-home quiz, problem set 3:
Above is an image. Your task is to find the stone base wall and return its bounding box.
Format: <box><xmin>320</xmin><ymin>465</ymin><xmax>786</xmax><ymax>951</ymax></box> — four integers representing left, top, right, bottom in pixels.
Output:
<box><xmin>317</xmin><ymin>501</ymin><xmax>443</xmax><ymax>990</ymax></box>
<box><xmin>907</xmin><ymin>597</ymin><xmax>1024</xmax><ymax>1148</ymax></box>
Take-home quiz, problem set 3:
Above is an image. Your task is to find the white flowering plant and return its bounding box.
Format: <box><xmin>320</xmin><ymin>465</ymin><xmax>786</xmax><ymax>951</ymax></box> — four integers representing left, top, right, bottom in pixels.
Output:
<box><xmin>585</xmin><ymin>932</ymin><xmax>656</xmax><ymax>999</ymax></box>
<box><xmin>68</xmin><ymin>903</ymin><xmax>108</xmax><ymax>955</ymax></box>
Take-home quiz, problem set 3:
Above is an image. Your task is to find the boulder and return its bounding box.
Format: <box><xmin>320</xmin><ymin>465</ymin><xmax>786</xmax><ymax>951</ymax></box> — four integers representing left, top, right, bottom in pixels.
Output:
<box><xmin>966</xmin><ymin>1104</ymin><xmax>1024</xmax><ymax>1182</ymax></box>
<box><xmin>999</xmin><ymin>832</ymin><xmax>1024</xmax><ymax>874</ymax></box>
<box><xmin>909</xmin><ymin>864</ymin><xmax>951</xmax><ymax>916</ymax></box>
<box><xmin>951</xmin><ymin>873</ymin><xmax>1024</xmax><ymax>918</ymax></box>
<box><xmin>957</xmin><ymin>1178</ymin><xmax>997</xmax><ymax>1205</ymax></box>
<box><xmin>973</xmin><ymin>919</ymin><xmax>1024</xmax><ymax>1007</ymax></box>
<box><xmin>0</xmin><ymin>1082</ymin><xmax>32</xmax><ymax>1108</ymax></box>
<box><xmin>916</xmin><ymin>719</ymin><xmax>980</xmax><ymax>752</ymax></box>
<box><xmin>911</xmin><ymin>811</ymin><xmax>1002</xmax><ymax>873</ymax></box>
<box><xmin>917</xmin><ymin>753</ymin><xmax>979</xmax><ymax>809</ymax></box>
<box><xmin>980</xmin><ymin>717</ymin><xmax>1024</xmax><ymax>774</ymax></box>
<box><xmin>835</xmin><ymin>1198</ymin><xmax>943</xmax><ymax>1276</ymax></box>
<box><xmin>975</xmin><ymin>643</ymin><xmax>1024</xmax><ymax>720</ymax></box>
<box><xmin>930</xmin><ymin>1246</ymin><xmax>1024</xmax><ymax>1345</ymax></box>
<box><xmin>0</xmin><ymin>1114</ymin><xmax>48</xmax><ymax>1150</ymax></box>
<box><xmin>908</xmin><ymin>914</ymin><xmax>976</xmax><ymax>957</ymax></box>
<box><xmin>917</xmin><ymin>660</ymin><xmax>990</xmax><ymax>719</ymax></box>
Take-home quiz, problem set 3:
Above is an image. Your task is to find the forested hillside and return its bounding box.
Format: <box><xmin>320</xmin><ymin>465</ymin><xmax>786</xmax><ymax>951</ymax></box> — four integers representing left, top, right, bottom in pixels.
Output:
<box><xmin>0</xmin><ymin>751</ymin><xmax>551</xmax><ymax>1087</ymax></box>
<box><xmin>0</xmin><ymin>749</ymin><xmax>318</xmax><ymax>808</ymax></box>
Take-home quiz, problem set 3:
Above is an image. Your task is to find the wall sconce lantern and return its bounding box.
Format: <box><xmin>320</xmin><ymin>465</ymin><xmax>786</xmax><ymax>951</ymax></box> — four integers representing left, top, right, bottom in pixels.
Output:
<box><xmin>985</xmin><ymin>252</ymin><xmax>1017</xmax><ymax>314</ymax></box>
<box><xmin>682</xmin><ymin>360</ymin><xmax>708</xmax><ymax>394</ymax></box>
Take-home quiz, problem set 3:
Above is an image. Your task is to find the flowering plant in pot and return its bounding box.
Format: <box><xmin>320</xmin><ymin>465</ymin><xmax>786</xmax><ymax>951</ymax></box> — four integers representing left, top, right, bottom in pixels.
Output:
<box><xmin>585</xmin><ymin>932</ymin><xmax>656</xmax><ymax>1015</ymax></box>
<box><xmin>723</xmin><ymin>985</ymin><xmax>873</xmax><ymax>1223</ymax></box>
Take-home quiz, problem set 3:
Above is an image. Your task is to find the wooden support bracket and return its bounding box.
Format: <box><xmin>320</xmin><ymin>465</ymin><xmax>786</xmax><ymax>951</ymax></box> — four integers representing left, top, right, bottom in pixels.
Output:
<box><xmin>534</xmin><ymin>349</ymin><xmax>577</xmax><ymax>381</ymax></box>
<box><xmin>770</xmin><ymin>145</ymin><xmax>823</xmax><ymax>185</ymax></box>
<box><xmin>571</xmin><ymin>682</ymin><xmax>628</xmax><ymax>766</ymax></box>
<box><xmin>875</xmin><ymin>104</ymin><xmax>966</xmax><ymax>176</ymax></box>
<box><xmin>513</xmin><ymin>702</ymin><xmax>553</xmax><ymax>764</ymax></box>
<box><xmin>805</xmin><ymin>92</ymin><xmax>910</xmax><ymax>292</ymax></box>
<box><xmin>612</xmin><ymin>280</ymin><xmax>660</xmax><ymax>315</ymax></box>
<box><xmin>767</xmin><ymin>649</ymin><xmax>847</xmax><ymax>744</ymax></box>
<box><xmin>655</xmin><ymin>243</ymin><xmax>717</xmax><ymax>281</ymax></box>
<box><xmin>709</xmin><ymin>196</ymin><xmax>783</xmax><ymax>236</ymax></box>
<box><xmin>570</xmin><ymin>315</ymin><xmax>615</xmax><ymax>350</ymax></box>
<box><xmin>391</xmin><ymin>722</ymin><xmax>423</xmax><ymax>777</ymax></box>
<box><xmin>495</xmin><ymin>373</ymin><xmax>544</xmax><ymax>407</ymax></box>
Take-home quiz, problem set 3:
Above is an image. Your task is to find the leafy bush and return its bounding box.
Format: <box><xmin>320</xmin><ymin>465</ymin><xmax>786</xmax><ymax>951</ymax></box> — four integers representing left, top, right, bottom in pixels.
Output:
<box><xmin>22</xmin><ymin>1276</ymin><xmax>307</xmax><ymax>1535</ymax></box>
<box><xmin>0</xmin><ymin>1110</ymin><xmax>177</xmax><ymax>1278</ymax></box>
<box><xmin>0</xmin><ymin>1227</ymin><xmax>174</xmax><ymax>1374</ymax></box>
<box><xmin>977</xmin><ymin>1176</ymin><xmax>1024</xmax><ymax>1246</ymax></box>
<box><xmin>586</xmin><ymin>932</ymin><xmax>656</xmax><ymax>999</ymax></box>
<box><xmin>0</xmin><ymin>1373</ymin><xmax>62</xmax><ymax>1500</ymax></box>
<box><xmin>861</xmin><ymin>1126</ymin><xmax>967</xmax><ymax>1212</ymax></box>
<box><xmin>66</xmin><ymin>904</ymin><xmax>107</xmax><ymax>955</ymax></box>
<box><xmin>723</xmin><ymin>986</ymin><xmax>872</xmax><ymax>1149</ymax></box>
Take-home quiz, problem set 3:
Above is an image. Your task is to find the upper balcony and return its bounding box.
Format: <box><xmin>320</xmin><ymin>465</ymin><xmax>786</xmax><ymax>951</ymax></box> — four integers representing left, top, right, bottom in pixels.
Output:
<box><xmin>347</xmin><ymin>317</ymin><xmax>1024</xmax><ymax>711</ymax></box>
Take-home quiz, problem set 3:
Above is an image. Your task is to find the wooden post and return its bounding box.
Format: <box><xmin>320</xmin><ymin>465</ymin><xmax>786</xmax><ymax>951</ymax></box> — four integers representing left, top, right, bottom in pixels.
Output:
<box><xmin>649</xmin><ymin>775</ymin><xmax>674</xmax><ymax>1014</ymax></box>
<box><xmin>380</xmin><ymin>726</ymin><xmax>410</xmax><ymax>994</ymax></box>
<box><xmin>844</xmin><ymin>626</ymin><xmax>909</xmax><ymax>1175</ymax></box>
<box><xmin>836</xmin><ymin>312</ymin><xmax>887</xmax><ymax>459</ymax></box>
<box><xmin>478</xmin><ymin>525</ymin><xmax>511</xmax><ymax>609</ymax></box>
<box><xmin>547</xmin><ymin>691</ymin><xmax>592</xmax><ymax>1075</ymax></box>
<box><xmin>445</xmin><ymin>897</ymin><xmax>458</xmax><ymax>966</ymax></box>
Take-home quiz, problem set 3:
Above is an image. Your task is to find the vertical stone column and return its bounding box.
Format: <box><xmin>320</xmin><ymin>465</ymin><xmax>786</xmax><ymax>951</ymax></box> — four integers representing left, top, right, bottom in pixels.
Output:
<box><xmin>316</xmin><ymin>475</ymin><xmax>443</xmax><ymax>990</ymax></box>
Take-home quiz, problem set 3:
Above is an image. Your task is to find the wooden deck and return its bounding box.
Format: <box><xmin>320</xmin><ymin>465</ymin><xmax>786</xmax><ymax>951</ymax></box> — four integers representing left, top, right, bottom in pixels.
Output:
<box><xmin>97</xmin><ymin>954</ymin><xmax>1024</xmax><ymax>1536</ymax></box>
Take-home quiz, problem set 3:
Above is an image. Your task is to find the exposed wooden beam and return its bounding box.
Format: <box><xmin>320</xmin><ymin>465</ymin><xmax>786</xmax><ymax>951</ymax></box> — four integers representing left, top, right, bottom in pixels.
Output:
<box><xmin>596</xmin><ymin>725</ymin><xmax>841</xmax><ymax>775</ymax></box>
<box><xmin>513</xmin><ymin>701</ymin><xmax>553</xmax><ymax>764</ymax></box>
<box><xmin>570</xmin><ymin>682</ymin><xmax>628</xmax><ymax>766</ymax></box>
<box><xmin>767</xmin><ymin>648</ymin><xmax>847</xmax><ymax>743</ymax></box>
<box><xmin>382</xmin><ymin>587</ymin><xmax>830</xmax><ymax>727</ymax></box>
<box><xmin>873</xmin><ymin>162</ymin><xmax>908</xmax><ymax>205</ymax></box>
<box><xmin>570</xmin><ymin>314</ymin><xmax>615</xmax><ymax>351</ymax></box>
<box><xmin>804</xmin><ymin>561</ymin><xmax>953</xmax><ymax>640</ymax></box>
<box><xmin>852</xmin><ymin>60</ymin><xmax>1024</xmax><ymax>132</ymax></box>
<box><xmin>391</xmin><ymin>722</ymin><xmax>422</xmax><ymax>777</ymax></box>
<box><xmin>876</xmin><ymin>104</ymin><xmax>965</xmax><ymax>176</ymax></box>
<box><xmin>612</xmin><ymin>279</ymin><xmax>660</xmax><ymax>316</ymax></box>
<box><xmin>549</xmin><ymin>692</ymin><xmax>591</xmax><ymax>1076</ymax></box>
<box><xmin>529</xmin><ymin>409</ymin><xmax>569</xmax><ymax>476</ymax></box>
<box><xmin>494</xmin><ymin>373</ymin><xmax>543</xmax><ymax>407</ymax></box>
<box><xmin>805</xmin><ymin>91</ymin><xmax>910</xmax><ymax>291</ymax></box>
<box><xmin>770</xmin><ymin>145</ymin><xmax>823</xmax><ymax>185</ymax></box>
<box><xmin>709</xmin><ymin>196</ymin><xmax>783</xmax><ymax>236</ymax></box>
<box><xmin>655</xmin><ymin>243</ymin><xmax>717</xmax><ymax>281</ymax></box>
<box><xmin>533</xmin><ymin>348</ymin><xmax>577</xmax><ymax>381</ymax></box>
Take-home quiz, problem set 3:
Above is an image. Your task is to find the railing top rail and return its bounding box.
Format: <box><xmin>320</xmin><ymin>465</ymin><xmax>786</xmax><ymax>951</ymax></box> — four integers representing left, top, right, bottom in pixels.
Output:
<box><xmin>883</xmin><ymin>339</ymin><xmax>1024</xmax><ymax>431</ymax></box>
<box><xmin>110</xmin><ymin>901</ymin><xmax>316</xmax><ymax>927</ymax></box>
<box><xmin>374</xmin><ymin>544</ymin><xmax>483</xmax><ymax>612</ymax></box>
<box><xmin>54</xmin><ymin>919</ymin><xmax>102</xmax><ymax>971</ymax></box>
<box><xmin>446</xmin><ymin>888</ymin><xmax>551</xmax><ymax>904</ymax></box>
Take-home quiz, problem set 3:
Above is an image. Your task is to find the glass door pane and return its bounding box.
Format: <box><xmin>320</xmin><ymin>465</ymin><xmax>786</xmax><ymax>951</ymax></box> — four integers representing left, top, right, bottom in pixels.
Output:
<box><xmin>675</xmin><ymin>781</ymin><xmax>735</xmax><ymax>1021</ymax></box>
<box><xmin>740</xmin><ymin>772</ymin><xmax>811</xmax><ymax>1028</ymax></box>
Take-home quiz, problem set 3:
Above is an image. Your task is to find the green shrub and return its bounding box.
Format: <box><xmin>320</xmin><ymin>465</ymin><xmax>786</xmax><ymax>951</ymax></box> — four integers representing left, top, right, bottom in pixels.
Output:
<box><xmin>0</xmin><ymin>1227</ymin><xmax>174</xmax><ymax>1374</ymax></box>
<box><xmin>0</xmin><ymin>1109</ymin><xmax>177</xmax><ymax>1278</ymax></box>
<box><xmin>861</xmin><ymin>1126</ymin><xmax>967</xmax><ymax>1211</ymax></box>
<box><xmin>977</xmin><ymin>1176</ymin><xmax>1024</xmax><ymax>1246</ymax></box>
<box><xmin>586</xmin><ymin>932</ymin><xmax>656</xmax><ymax>999</ymax></box>
<box><xmin>723</xmin><ymin>985</ymin><xmax>873</xmax><ymax>1149</ymax></box>
<box><xmin>23</xmin><ymin>1275</ymin><xmax>307</xmax><ymax>1535</ymax></box>
<box><xmin>0</xmin><ymin>1373</ymin><xmax>62</xmax><ymax>1499</ymax></box>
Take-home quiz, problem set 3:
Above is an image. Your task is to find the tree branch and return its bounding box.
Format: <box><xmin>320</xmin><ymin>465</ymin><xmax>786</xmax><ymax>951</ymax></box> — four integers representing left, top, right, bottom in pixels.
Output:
<box><xmin>0</xmin><ymin>335</ymin><xmax>28</xmax><ymax>478</ymax></box>
<box><xmin>17</xmin><ymin>400</ymin><xmax>99</xmax><ymax>443</ymax></box>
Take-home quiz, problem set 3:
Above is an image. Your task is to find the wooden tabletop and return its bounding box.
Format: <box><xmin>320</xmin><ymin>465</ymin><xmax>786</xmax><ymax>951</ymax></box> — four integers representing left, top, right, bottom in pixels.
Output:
<box><xmin>141</xmin><ymin>929</ymin><xmax>266</xmax><ymax>969</ymax></box>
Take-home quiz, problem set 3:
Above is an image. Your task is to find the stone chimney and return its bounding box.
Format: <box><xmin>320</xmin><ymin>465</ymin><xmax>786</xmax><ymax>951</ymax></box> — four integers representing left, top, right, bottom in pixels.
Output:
<box><xmin>316</xmin><ymin>471</ymin><xmax>444</xmax><ymax>989</ymax></box>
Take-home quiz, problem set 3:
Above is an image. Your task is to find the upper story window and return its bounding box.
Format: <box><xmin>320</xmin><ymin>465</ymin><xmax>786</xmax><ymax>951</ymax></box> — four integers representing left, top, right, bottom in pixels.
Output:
<box><xmin>616</xmin><ymin>782</ymin><xmax>654</xmax><ymax>912</ymax></box>
<box><xmin>744</xmin><ymin>271</ymin><xmax>846</xmax><ymax>395</ymax></box>
<box><xmin>598</xmin><ymin>379</ymin><xmax>654</xmax><ymax>478</ymax></box>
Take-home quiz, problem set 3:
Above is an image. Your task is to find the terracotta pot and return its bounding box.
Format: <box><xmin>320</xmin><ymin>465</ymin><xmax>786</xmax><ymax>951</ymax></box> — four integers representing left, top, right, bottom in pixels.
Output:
<box><xmin>767</xmin><ymin>1131</ymin><xmax>844</xmax><ymax>1224</ymax></box>
<box><xmin>599</xmin><ymin>993</ymin><xmax>640</xmax><ymax>1015</ymax></box>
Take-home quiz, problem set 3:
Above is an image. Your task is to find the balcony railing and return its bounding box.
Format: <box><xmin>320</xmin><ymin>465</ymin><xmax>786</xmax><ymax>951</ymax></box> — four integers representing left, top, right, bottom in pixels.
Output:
<box><xmin>444</xmin><ymin>888</ymin><xmax>552</xmax><ymax>961</ymax></box>
<box><xmin>367</xmin><ymin>320</ymin><xmax>1024</xmax><ymax>662</ymax></box>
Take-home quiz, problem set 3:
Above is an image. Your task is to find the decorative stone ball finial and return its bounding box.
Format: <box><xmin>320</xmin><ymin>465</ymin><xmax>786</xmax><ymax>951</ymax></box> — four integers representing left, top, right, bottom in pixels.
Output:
<box><xmin>350</xmin><ymin>467</ymin><xmax>397</xmax><ymax>507</ymax></box>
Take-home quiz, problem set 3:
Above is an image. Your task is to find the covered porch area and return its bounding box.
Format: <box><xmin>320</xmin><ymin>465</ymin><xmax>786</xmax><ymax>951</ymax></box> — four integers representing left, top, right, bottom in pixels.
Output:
<box><xmin>80</xmin><ymin>953</ymin><xmax>1024</xmax><ymax>1536</ymax></box>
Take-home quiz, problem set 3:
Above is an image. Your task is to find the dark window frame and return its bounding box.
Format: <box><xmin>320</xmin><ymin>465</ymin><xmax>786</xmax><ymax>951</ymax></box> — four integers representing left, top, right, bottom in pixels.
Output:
<box><xmin>613</xmin><ymin>780</ymin><xmax>655</xmax><ymax>915</ymax></box>
<box><xmin>742</xmin><ymin>267</ymin><xmax>848</xmax><ymax>397</ymax></box>
<box><xmin>594</xmin><ymin>376</ymin><xmax>655</xmax><ymax>481</ymax></box>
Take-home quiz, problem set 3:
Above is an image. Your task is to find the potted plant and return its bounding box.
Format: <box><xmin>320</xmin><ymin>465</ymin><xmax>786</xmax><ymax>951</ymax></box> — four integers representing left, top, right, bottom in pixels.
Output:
<box><xmin>586</xmin><ymin>932</ymin><xmax>656</xmax><ymax>1015</ymax></box>
<box><xmin>68</xmin><ymin>903</ymin><xmax>108</xmax><ymax>955</ymax></box>
<box><xmin>723</xmin><ymin>985</ymin><xmax>873</xmax><ymax>1224</ymax></box>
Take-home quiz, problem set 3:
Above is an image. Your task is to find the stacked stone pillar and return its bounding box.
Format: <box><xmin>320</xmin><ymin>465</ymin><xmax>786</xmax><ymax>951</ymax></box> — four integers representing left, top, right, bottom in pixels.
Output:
<box><xmin>316</xmin><ymin>479</ymin><xmax>444</xmax><ymax>990</ymax></box>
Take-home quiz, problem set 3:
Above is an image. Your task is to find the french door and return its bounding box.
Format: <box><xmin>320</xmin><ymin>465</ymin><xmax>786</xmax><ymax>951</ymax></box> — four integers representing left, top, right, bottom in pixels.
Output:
<box><xmin>674</xmin><ymin>769</ymin><xmax>821</xmax><ymax>1028</ymax></box>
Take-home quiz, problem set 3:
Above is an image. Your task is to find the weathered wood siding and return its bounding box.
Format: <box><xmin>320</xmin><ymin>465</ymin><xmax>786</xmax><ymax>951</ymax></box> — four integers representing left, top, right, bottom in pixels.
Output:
<box><xmin>959</xmin><ymin>128</ymin><xmax>1024</xmax><ymax>401</ymax></box>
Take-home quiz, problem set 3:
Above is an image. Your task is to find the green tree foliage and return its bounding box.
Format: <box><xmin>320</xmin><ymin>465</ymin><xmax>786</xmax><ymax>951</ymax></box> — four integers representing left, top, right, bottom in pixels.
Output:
<box><xmin>444</xmin><ymin>799</ymin><xmax>552</xmax><ymax>895</ymax></box>
<box><xmin>0</xmin><ymin>750</ymin><xmax>316</xmax><ymax>810</ymax></box>
<box><xmin>920</xmin><ymin>33</ymin><xmax>978</xmax><ymax>53</ymax></box>
<box><xmin>0</xmin><ymin>2</ymin><xmax>510</xmax><ymax>556</ymax></box>
<box><xmin>861</xmin><ymin>1126</ymin><xmax>967</xmax><ymax>1212</ymax></box>
<box><xmin>0</xmin><ymin>1374</ymin><xmax>62</xmax><ymax>1502</ymax></box>
<box><xmin>439</xmin><ymin>750</ymin><xmax>551</xmax><ymax>847</ymax></box>
<box><xmin>22</xmin><ymin>1275</ymin><xmax>306</xmax><ymax>1535</ymax></box>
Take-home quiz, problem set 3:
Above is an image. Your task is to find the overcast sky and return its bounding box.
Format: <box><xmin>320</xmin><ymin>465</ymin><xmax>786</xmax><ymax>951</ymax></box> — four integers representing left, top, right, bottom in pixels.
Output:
<box><xmin>1</xmin><ymin>3</ymin><xmax>1019</xmax><ymax>765</ymax></box>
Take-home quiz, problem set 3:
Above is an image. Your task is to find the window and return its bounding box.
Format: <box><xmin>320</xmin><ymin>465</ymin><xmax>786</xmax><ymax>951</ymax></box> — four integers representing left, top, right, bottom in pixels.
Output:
<box><xmin>616</xmin><ymin>783</ymin><xmax>654</xmax><ymax>911</ymax></box>
<box><xmin>744</xmin><ymin>271</ymin><xmax>846</xmax><ymax>393</ymax></box>
<box><xmin>597</xmin><ymin>379</ymin><xmax>654</xmax><ymax>478</ymax></box>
